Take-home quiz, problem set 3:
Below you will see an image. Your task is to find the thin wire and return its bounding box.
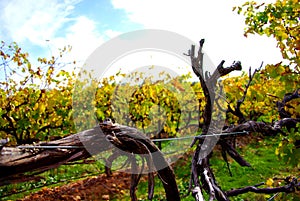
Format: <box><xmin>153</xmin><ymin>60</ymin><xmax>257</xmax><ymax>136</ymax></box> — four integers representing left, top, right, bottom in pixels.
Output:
<box><xmin>267</xmin><ymin>192</ymin><xmax>279</xmax><ymax>201</ymax></box>
<box><xmin>196</xmin><ymin>131</ymin><xmax>249</xmax><ymax>138</ymax></box>
<box><xmin>151</xmin><ymin>136</ymin><xmax>194</xmax><ymax>142</ymax></box>
<box><xmin>17</xmin><ymin>131</ymin><xmax>249</xmax><ymax>149</ymax></box>
<box><xmin>17</xmin><ymin>145</ymin><xmax>84</xmax><ymax>149</ymax></box>
<box><xmin>152</xmin><ymin>131</ymin><xmax>249</xmax><ymax>142</ymax></box>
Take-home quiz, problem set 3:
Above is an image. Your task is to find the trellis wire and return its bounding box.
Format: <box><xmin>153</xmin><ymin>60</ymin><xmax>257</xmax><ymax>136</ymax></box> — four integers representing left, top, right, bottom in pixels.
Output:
<box><xmin>16</xmin><ymin>131</ymin><xmax>248</xmax><ymax>149</ymax></box>
<box><xmin>17</xmin><ymin>145</ymin><xmax>85</xmax><ymax>149</ymax></box>
<box><xmin>267</xmin><ymin>192</ymin><xmax>279</xmax><ymax>201</ymax></box>
<box><xmin>152</xmin><ymin>131</ymin><xmax>249</xmax><ymax>142</ymax></box>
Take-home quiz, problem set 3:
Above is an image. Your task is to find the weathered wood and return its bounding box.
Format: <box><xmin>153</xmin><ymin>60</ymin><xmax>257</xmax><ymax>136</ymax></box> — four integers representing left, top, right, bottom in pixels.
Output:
<box><xmin>0</xmin><ymin>126</ymin><xmax>109</xmax><ymax>185</ymax></box>
<box><xmin>277</xmin><ymin>89</ymin><xmax>300</xmax><ymax>119</ymax></box>
<box><xmin>100</xmin><ymin>121</ymin><xmax>181</xmax><ymax>201</ymax></box>
<box><xmin>0</xmin><ymin>122</ymin><xmax>180</xmax><ymax>201</ymax></box>
<box><xmin>226</xmin><ymin>177</ymin><xmax>299</xmax><ymax>197</ymax></box>
<box><xmin>187</xmin><ymin>39</ymin><xmax>237</xmax><ymax>201</ymax></box>
<box><xmin>186</xmin><ymin>39</ymin><xmax>300</xmax><ymax>201</ymax></box>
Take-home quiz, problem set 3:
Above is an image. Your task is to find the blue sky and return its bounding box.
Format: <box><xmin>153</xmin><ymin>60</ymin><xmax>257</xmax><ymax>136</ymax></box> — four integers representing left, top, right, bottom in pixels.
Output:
<box><xmin>0</xmin><ymin>0</ymin><xmax>281</xmax><ymax>76</ymax></box>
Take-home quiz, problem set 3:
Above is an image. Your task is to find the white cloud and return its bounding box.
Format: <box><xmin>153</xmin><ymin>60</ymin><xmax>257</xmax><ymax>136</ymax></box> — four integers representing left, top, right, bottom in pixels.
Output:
<box><xmin>1</xmin><ymin>0</ymin><xmax>80</xmax><ymax>46</ymax></box>
<box><xmin>111</xmin><ymin>0</ymin><xmax>282</xmax><ymax>72</ymax></box>
<box><xmin>51</xmin><ymin>16</ymin><xmax>105</xmax><ymax>64</ymax></box>
<box><xmin>104</xmin><ymin>29</ymin><xmax>123</xmax><ymax>39</ymax></box>
<box><xmin>0</xmin><ymin>0</ymin><xmax>110</xmax><ymax>68</ymax></box>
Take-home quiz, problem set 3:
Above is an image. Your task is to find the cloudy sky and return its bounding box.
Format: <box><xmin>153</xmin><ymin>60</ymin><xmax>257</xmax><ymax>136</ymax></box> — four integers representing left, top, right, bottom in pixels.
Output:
<box><xmin>0</xmin><ymin>0</ymin><xmax>281</xmax><ymax>77</ymax></box>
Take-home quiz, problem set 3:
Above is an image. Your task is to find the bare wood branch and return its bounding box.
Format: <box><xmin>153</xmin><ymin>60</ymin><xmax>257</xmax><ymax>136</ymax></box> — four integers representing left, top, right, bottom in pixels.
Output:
<box><xmin>148</xmin><ymin>172</ymin><xmax>155</xmax><ymax>200</ymax></box>
<box><xmin>0</xmin><ymin>126</ymin><xmax>109</xmax><ymax>185</ymax></box>
<box><xmin>203</xmin><ymin>169</ymin><xmax>215</xmax><ymax>201</ymax></box>
<box><xmin>192</xmin><ymin>186</ymin><xmax>205</xmax><ymax>201</ymax></box>
<box><xmin>226</xmin><ymin>177</ymin><xmax>299</xmax><ymax>197</ymax></box>
<box><xmin>277</xmin><ymin>89</ymin><xmax>300</xmax><ymax>119</ymax></box>
<box><xmin>100</xmin><ymin>122</ymin><xmax>181</xmax><ymax>201</ymax></box>
<box><xmin>186</xmin><ymin>39</ymin><xmax>235</xmax><ymax>201</ymax></box>
<box><xmin>130</xmin><ymin>156</ymin><xmax>139</xmax><ymax>201</ymax></box>
<box><xmin>223</xmin><ymin>118</ymin><xmax>300</xmax><ymax>135</ymax></box>
<box><xmin>226</xmin><ymin>62</ymin><xmax>263</xmax><ymax>124</ymax></box>
<box><xmin>219</xmin><ymin>140</ymin><xmax>251</xmax><ymax>167</ymax></box>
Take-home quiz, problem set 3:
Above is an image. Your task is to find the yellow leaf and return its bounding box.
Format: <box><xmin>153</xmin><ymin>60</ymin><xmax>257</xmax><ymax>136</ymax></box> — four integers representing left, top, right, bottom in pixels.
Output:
<box><xmin>266</xmin><ymin>178</ymin><xmax>274</xmax><ymax>187</ymax></box>
<box><xmin>276</xmin><ymin>65</ymin><xmax>286</xmax><ymax>75</ymax></box>
<box><xmin>39</xmin><ymin>104</ymin><xmax>46</xmax><ymax>113</ymax></box>
<box><xmin>33</xmin><ymin>102</ymin><xmax>39</xmax><ymax>110</ymax></box>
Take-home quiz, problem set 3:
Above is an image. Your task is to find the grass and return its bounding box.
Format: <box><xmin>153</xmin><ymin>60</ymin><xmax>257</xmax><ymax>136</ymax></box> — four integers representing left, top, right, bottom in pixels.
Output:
<box><xmin>210</xmin><ymin>137</ymin><xmax>299</xmax><ymax>201</ymax></box>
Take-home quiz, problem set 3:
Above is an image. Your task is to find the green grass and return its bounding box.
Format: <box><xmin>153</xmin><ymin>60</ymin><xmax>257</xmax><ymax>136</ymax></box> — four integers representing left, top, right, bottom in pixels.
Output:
<box><xmin>118</xmin><ymin>136</ymin><xmax>299</xmax><ymax>201</ymax></box>
<box><xmin>210</xmin><ymin>137</ymin><xmax>299</xmax><ymax>201</ymax></box>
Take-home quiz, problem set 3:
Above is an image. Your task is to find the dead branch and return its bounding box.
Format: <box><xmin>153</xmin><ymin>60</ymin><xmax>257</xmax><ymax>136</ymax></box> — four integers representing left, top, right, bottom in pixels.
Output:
<box><xmin>100</xmin><ymin>121</ymin><xmax>180</xmax><ymax>201</ymax></box>
<box><xmin>186</xmin><ymin>39</ymin><xmax>241</xmax><ymax>201</ymax></box>
<box><xmin>226</xmin><ymin>63</ymin><xmax>263</xmax><ymax>124</ymax></box>
<box><xmin>0</xmin><ymin>126</ymin><xmax>109</xmax><ymax>185</ymax></box>
<box><xmin>219</xmin><ymin>140</ymin><xmax>251</xmax><ymax>167</ymax></box>
<box><xmin>223</xmin><ymin>118</ymin><xmax>300</xmax><ymax>135</ymax></box>
<box><xmin>226</xmin><ymin>177</ymin><xmax>299</xmax><ymax>197</ymax></box>
<box><xmin>277</xmin><ymin>89</ymin><xmax>300</xmax><ymax>119</ymax></box>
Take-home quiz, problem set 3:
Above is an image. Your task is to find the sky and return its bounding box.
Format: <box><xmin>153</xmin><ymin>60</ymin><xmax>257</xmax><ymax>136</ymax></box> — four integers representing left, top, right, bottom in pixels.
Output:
<box><xmin>0</xmin><ymin>0</ymin><xmax>282</xmax><ymax>78</ymax></box>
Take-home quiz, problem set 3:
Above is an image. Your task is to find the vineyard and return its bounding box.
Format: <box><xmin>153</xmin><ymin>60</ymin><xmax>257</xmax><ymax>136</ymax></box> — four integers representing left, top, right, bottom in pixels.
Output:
<box><xmin>0</xmin><ymin>0</ymin><xmax>300</xmax><ymax>200</ymax></box>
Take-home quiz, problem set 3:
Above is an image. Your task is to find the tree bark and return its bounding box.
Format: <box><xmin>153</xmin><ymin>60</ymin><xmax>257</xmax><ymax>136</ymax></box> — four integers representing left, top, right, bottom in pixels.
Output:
<box><xmin>0</xmin><ymin>123</ymin><xmax>180</xmax><ymax>201</ymax></box>
<box><xmin>0</xmin><ymin>126</ymin><xmax>108</xmax><ymax>185</ymax></box>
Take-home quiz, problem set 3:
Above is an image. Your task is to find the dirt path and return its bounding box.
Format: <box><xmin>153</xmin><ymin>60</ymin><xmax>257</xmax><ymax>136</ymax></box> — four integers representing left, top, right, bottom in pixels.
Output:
<box><xmin>19</xmin><ymin>172</ymin><xmax>132</xmax><ymax>201</ymax></box>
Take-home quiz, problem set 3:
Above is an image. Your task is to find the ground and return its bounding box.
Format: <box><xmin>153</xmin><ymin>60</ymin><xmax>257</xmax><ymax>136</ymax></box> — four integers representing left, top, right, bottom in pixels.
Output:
<box><xmin>19</xmin><ymin>172</ymin><xmax>133</xmax><ymax>201</ymax></box>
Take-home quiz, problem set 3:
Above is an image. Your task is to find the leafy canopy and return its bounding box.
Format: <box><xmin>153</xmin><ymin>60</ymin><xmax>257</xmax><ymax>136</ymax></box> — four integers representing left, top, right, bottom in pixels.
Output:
<box><xmin>234</xmin><ymin>0</ymin><xmax>300</xmax><ymax>71</ymax></box>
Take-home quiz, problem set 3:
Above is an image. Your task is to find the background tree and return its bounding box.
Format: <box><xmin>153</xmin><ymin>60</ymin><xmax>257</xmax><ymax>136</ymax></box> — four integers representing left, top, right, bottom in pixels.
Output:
<box><xmin>0</xmin><ymin>42</ymin><xmax>76</xmax><ymax>144</ymax></box>
<box><xmin>234</xmin><ymin>0</ymin><xmax>299</xmax><ymax>71</ymax></box>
